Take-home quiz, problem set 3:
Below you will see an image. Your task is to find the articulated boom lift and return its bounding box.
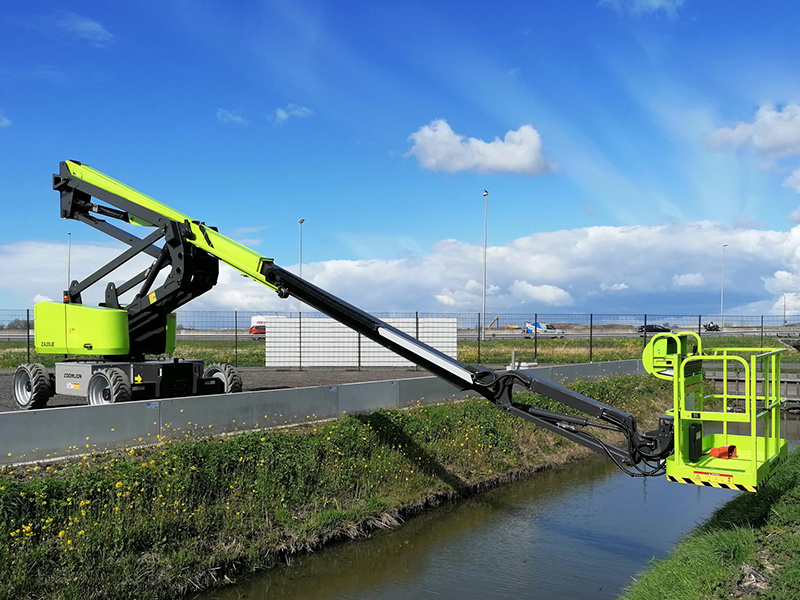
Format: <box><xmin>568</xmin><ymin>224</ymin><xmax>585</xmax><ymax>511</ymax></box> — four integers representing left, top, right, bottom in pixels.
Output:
<box><xmin>11</xmin><ymin>161</ymin><xmax>787</xmax><ymax>490</ymax></box>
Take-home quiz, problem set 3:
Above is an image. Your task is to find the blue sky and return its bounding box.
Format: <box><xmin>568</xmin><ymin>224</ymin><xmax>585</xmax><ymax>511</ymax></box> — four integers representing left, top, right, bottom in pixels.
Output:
<box><xmin>3</xmin><ymin>0</ymin><xmax>800</xmax><ymax>317</ymax></box>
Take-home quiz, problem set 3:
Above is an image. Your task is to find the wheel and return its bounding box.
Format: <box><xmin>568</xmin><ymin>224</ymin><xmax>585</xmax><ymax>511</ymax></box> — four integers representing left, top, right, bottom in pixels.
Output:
<box><xmin>13</xmin><ymin>363</ymin><xmax>52</xmax><ymax>410</ymax></box>
<box><xmin>87</xmin><ymin>368</ymin><xmax>132</xmax><ymax>405</ymax></box>
<box><xmin>203</xmin><ymin>363</ymin><xmax>243</xmax><ymax>393</ymax></box>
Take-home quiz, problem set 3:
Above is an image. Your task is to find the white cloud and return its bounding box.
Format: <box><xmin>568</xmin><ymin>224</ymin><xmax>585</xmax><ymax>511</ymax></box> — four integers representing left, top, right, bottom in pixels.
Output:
<box><xmin>274</xmin><ymin>104</ymin><xmax>314</xmax><ymax>123</ymax></box>
<box><xmin>3</xmin><ymin>221</ymin><xmax>799</xmax><ymax>316</ymax></box>
<box><xmin>0</xmin><ymin>112</ymin><xmax>10</xmax><ymax>128</ymax></box>
<box><xmin>672</xmin><ymin>273</ymin><xmax>704</xmax><ymax>287</ymax></box>
<box><xmin>599</xmin><ymin>0</ymin><xmax>685</xmax><ymax>17</ymax></box>
<box><xmin>706</xmin><ymin>105</ymin><xmax>800</xmax><ymax>159</ymax></box>
<box><xmin>763</xmin><ymin>270</ymin><xmax>800</xmax><ymax>295</ymax></box>
<box><xmin>406</xmin><ymin>120</ymin><xmax>554</xmax><ymax>176</ymax></box>
<box><xmin>508</xmin><ymin>280</ymin><xmax>573</xmax><ymax>305</ymax></box>
<box><xmin>789</xmin><ymin>205</ymin><xmax>800</xmax><ymax>223</ymax></box>
<box><xmin>55</xmin><ymin>12</ymin><xmax>113</xmax><ymax>46</ymax></box>
<box><xmin>216</xmin><ymin>109</ymin><xmax>247</xmax><ymax>125</ymax></box>
<box><xmin>784</xmin><ymin>168</ymin><xmax>800</xmax><ymax>194</ymax></box>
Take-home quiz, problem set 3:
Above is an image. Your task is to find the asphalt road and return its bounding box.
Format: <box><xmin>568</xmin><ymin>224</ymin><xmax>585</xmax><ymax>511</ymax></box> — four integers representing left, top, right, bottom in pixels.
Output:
<box><xmin>0</xmin><ymin>367</ymin><xmax>432</xmax><ymax>413</ymax></box>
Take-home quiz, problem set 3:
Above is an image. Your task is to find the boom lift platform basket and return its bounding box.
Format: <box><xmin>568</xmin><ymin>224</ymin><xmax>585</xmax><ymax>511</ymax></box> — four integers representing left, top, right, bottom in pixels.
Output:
<box><xmin>643</xmin><ymin>332</ymin><xmax>787</xmax><ymax>492</ymax></box>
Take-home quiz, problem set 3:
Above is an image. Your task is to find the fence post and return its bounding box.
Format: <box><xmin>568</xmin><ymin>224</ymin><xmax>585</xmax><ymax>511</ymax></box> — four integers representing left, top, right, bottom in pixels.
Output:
<box><xmin>761</xmin><ymin>315</ymin><xmax>764</xmax><ymax>346</ymax></box>
<box><xmin>534</xmin><ymin>312</ymin><xmax>538</xmax><ymax>362</ymax></box>
<box><xmin>26</xmin><ymin>308</ymin><xmax>31</xmax><ymax>364</ymax></box>
<box><xmin>589</xmin><ymin>313</ymin><xmax>593</xmax><ymax>363</ymax></box>
<box><xmin>643</xmin><ymin>313</ymin><xmax>648</xmax><ymax>347</ymax></box>
<box><xmin>234</xmin><ymin>310</ymin><xmax>238</xmax><ymax>366</ymax></box>
<box><xmin>298</xmin><ymin>311</ymin><xmax>302</xmax><ymax>371</ymax></box>
<box><xmin>698</xmin><ymin>314</ymin><xmax>702</xmax><ymax>335</ymax></box>
<box><xmin>415</xmin><ymin>311</ymin><xmax>419</xmax><ymax>340</ymax></box>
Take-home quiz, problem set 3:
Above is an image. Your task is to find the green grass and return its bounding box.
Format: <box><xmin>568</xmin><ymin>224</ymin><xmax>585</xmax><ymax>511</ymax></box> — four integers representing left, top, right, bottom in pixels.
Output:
<box><xmin>1</xmin><ymin>335</ymin><xmax>793</xmax><ymax>369</ymax></box>
<box><xmin>460</xmin><ymin>336</ymin><xmax>646</xmax><ymax>364</ymax></box>
<box><xmin>621</xmin><ymin>446</ymin><xmax>800</xmax><ymax>600</ymax></box>
<box><xmin>0</xmin><ymin>375</ymin><xmax>671</xmax><ymax>600</ymax></box>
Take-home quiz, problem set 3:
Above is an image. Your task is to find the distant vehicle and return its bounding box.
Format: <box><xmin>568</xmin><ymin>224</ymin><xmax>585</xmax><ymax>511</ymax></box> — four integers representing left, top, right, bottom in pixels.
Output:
<box><xmin>703</xmin><ymin>322</ymin><xmax>720</xmax><ymax>332</ymax></box>
<box><xmin>524</xmin><ymin>322</ymin><xmax>565</xmax><ymax>336</ymax></box>
<box><xmin>249</xmin><ymin>325</ymin><xmax>266</xmax><ymax>339</ymax></box>
<box><xmin>638</xmin><ymin>324</ymin><xmax>671</xmax><ymax>333</ymax></box>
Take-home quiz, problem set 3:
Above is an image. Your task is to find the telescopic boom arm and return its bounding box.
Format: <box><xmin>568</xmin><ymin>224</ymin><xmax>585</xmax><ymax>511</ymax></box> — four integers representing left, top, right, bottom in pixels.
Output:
<box><xmin>51</xmin><ymin>160</ymin><xmax>674</xmax><ymax>475</ymax></box>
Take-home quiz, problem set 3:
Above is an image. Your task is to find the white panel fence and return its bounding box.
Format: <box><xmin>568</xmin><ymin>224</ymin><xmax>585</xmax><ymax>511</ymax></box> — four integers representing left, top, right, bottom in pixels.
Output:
<box><xmin>259</xmin><ymin>316</ymin><xmax>457</xmax><ymax>368</ymax></box>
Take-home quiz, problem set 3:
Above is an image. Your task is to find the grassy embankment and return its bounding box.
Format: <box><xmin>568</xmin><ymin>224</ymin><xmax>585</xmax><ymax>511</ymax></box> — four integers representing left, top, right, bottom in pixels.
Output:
<box><xmin>0</xmin><ymin>334</ymin><xmax>773</xmax><ymax>369</ymax></box>
<box><xmin>621</xmin><ymin>445</ymin><xmax>800</xmax><ymax>600</ymax></box>
<box><xmin>0</xmin><ymin>375</ymin><xmax>671</xmax><ymax>600</ymax></box>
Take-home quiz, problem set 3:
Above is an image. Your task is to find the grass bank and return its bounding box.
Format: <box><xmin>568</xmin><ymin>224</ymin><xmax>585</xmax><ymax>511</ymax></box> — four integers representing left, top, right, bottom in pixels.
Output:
<box><xmin>0</xmin><ymin>375</ymin><xmax>670</xmax><ymax>600</ymax></box>
<box><xmin>621</xmin><ymin>444</ymin><xmax>800</xmax><ymax>600</ymax></box>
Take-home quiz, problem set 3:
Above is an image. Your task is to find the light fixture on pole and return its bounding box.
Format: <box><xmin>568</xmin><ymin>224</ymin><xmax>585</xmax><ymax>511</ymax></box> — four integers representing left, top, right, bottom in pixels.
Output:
<box><xmin>720</xmin><ymin>243</ymin><xmax>728</xmax><ymax>326</ymax></box>
<box><xmin>482</xmin><ymin>190</ymin><xmax>488</xmax><ymax>341</ymax></box>
<box><xmin>298</xmin><ymin>219</ymin><xmax>305</xmax><ymax>279</ymax></box>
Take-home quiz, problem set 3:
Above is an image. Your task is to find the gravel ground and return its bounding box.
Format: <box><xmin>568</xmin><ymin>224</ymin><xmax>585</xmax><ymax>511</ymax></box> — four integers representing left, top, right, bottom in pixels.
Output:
<box><xmin>0</xmin><ymin>366</ymin><xmax>433</xmax><ymax>413</ymax></box>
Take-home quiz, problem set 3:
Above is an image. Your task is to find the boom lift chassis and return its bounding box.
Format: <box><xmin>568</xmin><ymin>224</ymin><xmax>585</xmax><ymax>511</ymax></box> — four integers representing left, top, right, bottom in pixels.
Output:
<box><xmin>11</xmin><ymin>161</ymin><xmax>787</xmax><ymax>490</ymax></box>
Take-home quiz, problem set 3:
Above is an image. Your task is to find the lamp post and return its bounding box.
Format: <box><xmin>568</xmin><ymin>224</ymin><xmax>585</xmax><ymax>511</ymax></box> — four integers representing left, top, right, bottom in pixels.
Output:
<box><xmin>482</xmin><ymin>190</ymin><xmax>488</xmax><ymax>341</ymax></box>
<box><xmin>784</xmin><ymin>293</ymin><xmax>787</xmax><ymax>326</ymax></box>
<box><xmin>720</xmin><ymin>243</ymin><xmax>728</xmax><ymax>326</ymax></box>
<box><xmin>298</xmin><ymin>219</ymin><xmax>305</xmax><ymax>279</ymax></box>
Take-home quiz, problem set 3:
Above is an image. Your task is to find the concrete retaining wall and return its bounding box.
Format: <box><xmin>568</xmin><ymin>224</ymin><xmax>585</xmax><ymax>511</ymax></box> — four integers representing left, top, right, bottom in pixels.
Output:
<box><xmin>0</xmin><ymin>360</ymin><xmax>644</xmax><ymax>465</ymax></box>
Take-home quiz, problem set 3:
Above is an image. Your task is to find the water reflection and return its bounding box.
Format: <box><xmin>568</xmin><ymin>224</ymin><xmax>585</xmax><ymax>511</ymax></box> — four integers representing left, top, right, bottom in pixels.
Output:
<box><xmin>197</xmin><ymin>415</ymin><xmax>800</xmax><ymax>600</ymax></box>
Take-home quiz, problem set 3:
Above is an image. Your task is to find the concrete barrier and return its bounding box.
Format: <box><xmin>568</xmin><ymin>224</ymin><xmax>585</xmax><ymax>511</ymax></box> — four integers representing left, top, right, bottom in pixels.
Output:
<box><xmin>0</xmin><ymin>360</ymin><xmax>643</xmax><ymax>465</ymax></box>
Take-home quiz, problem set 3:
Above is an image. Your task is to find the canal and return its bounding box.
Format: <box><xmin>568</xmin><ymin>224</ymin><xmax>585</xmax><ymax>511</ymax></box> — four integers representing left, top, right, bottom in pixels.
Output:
<box><xmin>197</xmin><ymin>415</ymin><xmax>800</xmax><ymax>600</ymax></box>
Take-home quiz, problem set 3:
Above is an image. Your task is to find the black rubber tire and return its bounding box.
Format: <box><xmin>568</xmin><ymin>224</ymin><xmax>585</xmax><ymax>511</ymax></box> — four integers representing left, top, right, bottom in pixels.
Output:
<box><xmin>12</xmin><ymin>363</ymin><xmax>52</xmax><ymax>410</ymax></box>
<box><xmin>203</xmin><ymin>363</ymin><xmax>243</xmax><ymax>393</ymax></box>
<box><xmin>87</xmin><ymin>368</ymin><xmax>132</xmax><ymax>405</ymax></box>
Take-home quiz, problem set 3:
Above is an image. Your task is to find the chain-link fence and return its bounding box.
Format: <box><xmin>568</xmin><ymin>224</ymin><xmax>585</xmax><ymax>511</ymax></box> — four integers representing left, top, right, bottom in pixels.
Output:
<box><xmin>2</xmin><ymin>308</ymin><xmax>799</xmax><ymax>370</ymax></box>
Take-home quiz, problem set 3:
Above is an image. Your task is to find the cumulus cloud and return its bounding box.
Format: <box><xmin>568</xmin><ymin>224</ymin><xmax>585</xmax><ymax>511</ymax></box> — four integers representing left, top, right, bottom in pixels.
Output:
<box><xmin>600</xmin><ymin>0</ymin><xmax>685</xmax><ymax>17</ymax></box>
<box><xmin>3</xmin><ymin>222</ymin><xmax>799</xmax><ymax>316</ymax></box>
<box><xmin>706</xmin><ymin>105</ymin><xmax>800</xmax><ymax>159</ymax></box>
<box><xmin>763</xmin><ymin>270</ymin><xmax>800</xmax><ymax>295</ymax></box>
<box><xmin>0</xmin><ymin>112</ymin><xmax>10</xmax><ymax>128</ymax></box>
<box><xmin>406</xmin><ymin>120</ymin><xmax>554</xmax><ymax>176</ymax></box>
<box><xmin>508</xmin><ymin>280</ymin><xmax>573</xmax><ymax>305</ymax></box>
<box><xmin>274</xmin><ymin>104</ymin><xmax>314</xmax><ymax>123</ymax></box>
<box><xmin>707</xmin><ymin>105</ymin><xmax>800</xmax><ymax>195</ymax></box>
<box><xmin>55</xmin><ymin>12</ymin><xmax>113</xmax><ymax>46</ymax></box>
<box><xmin>672</xmin><ymin>273</ymin><xmax>704</xmax><ymax>287</ymax></box>
<box><xmin>216</xmin><ymin>108</ymin><xmax>247</xmax><ymax>125</ymax></box>
<box><xmin>784</xmin><ymin>168</ymin><xmax>800</xmax><ymax>194</ymax></box>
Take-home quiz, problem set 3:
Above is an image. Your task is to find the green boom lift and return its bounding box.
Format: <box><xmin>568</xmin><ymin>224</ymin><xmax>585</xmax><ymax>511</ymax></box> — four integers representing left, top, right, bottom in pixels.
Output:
<box><xmin>10</xmin><ymin>161</ymin><xmax>788</xmax><ymax>491</ymax></box>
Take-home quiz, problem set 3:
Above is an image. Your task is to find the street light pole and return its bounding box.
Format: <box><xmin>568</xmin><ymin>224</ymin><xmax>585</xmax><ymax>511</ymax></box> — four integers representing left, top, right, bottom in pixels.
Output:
<box><xmin>482</xmin><ymin>190</ymin><xmax>488</xmax><ymax>341</ymax></box>
<box><xmin>720</xmin><ymin>243</ymin><xmax>728</xmax><ymax>326</ymax></box>
<box><xmin>298</xmin><ymin>219</ymin><xmax>305</xmax><ymax>279</ymax></box>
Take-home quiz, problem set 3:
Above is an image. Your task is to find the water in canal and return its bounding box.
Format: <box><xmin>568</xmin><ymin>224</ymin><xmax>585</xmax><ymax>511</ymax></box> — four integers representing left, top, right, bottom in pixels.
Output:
<box><xmin>198</xmin><ymin>415</ymin><xmax>800</xmax><ymax>600</ymax></box>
